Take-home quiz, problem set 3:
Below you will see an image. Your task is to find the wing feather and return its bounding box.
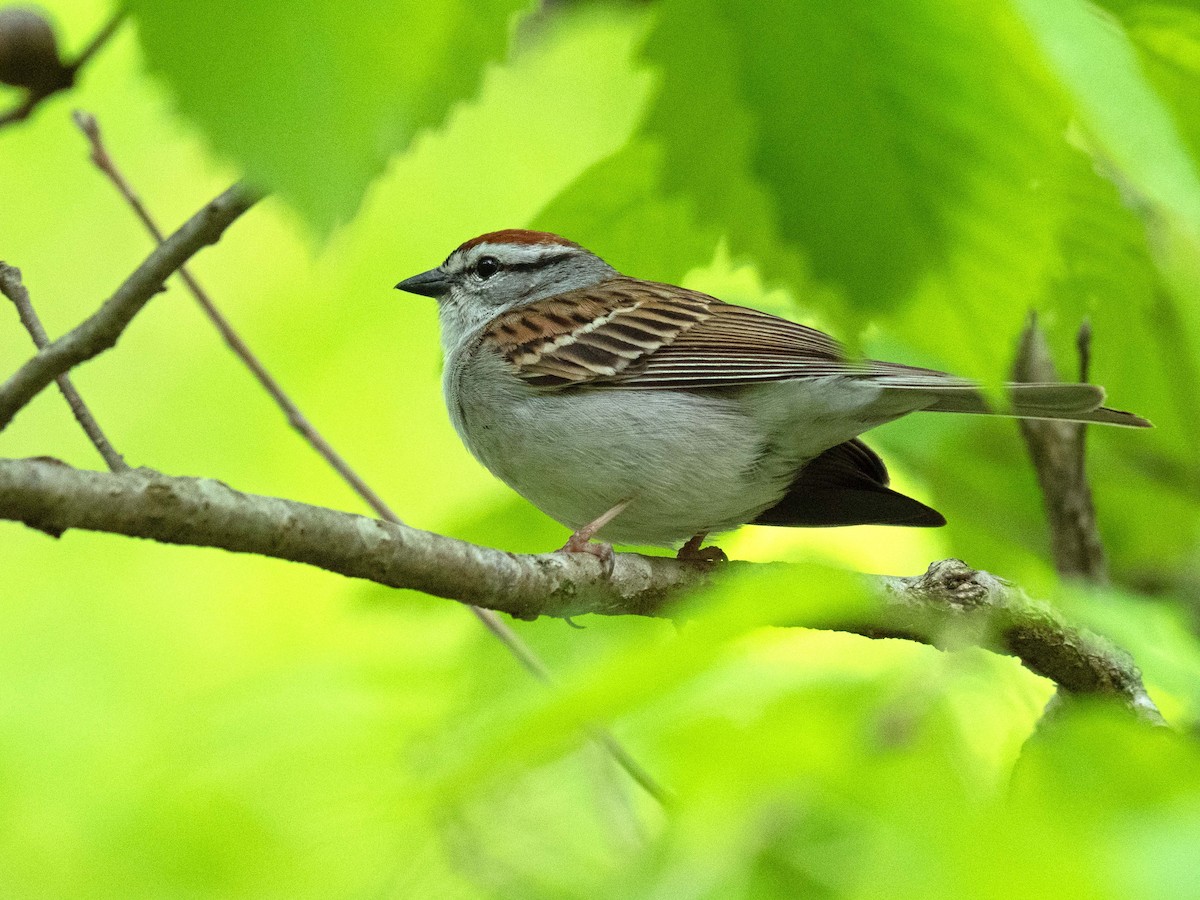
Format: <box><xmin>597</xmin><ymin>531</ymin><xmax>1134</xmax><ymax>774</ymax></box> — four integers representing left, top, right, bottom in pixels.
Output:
<box><xmin>477</xmin><ymin>277</ymin><xmax>1149</xmax><ymax>426</ymax></box>
<box><xmin>484</xmin><ymin>278</ymin><xmax>713</xmax><ymax>386</ymax></box>
<box><xmin>483</xmin><ymin>277</ymin><xmax>941</xmax><ymax>390</ymax></box>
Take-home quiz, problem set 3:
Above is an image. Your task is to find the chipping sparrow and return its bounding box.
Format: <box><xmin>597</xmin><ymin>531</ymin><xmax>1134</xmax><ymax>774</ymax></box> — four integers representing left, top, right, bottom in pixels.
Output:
<box><xmin>397</xmin><ymin>230</ymin><xmax>1149</xmax><ymax>561</ymax></box>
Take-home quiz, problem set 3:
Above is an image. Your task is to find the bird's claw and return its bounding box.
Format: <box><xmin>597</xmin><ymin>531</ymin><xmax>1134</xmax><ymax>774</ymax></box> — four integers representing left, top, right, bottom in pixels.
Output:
<box><xmin>558</xmin><ymin>532</ymin><xmax>617</xmax><ymax>577</ymax></box>
<box><xmin>678</xmin><ymin>545</ymin><xmax>728</xmax><ymax>564</ymax></box>
<box><xmin>677</xmin><ymin>533</ymin><xmax>728</xmax><ymax>564</ymax></box>
<box><xmin>555</xmin><ymin>500</ymin><xmax>631</xmax><ymax>578</ymax></box>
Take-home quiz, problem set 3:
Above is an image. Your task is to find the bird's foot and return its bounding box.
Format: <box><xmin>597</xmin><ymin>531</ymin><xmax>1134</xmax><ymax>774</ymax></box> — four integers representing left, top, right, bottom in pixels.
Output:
<box><xmin>558</xmin><ymin>530</ymin><xmax>617</xmax><ymax>576</ymax></box>
<box><xmin>677</xmin><ymin>533</ymin><xmax>728</xmax><ymax>564</ymax></box>
<box><xmin>556</xmin><ymin>500</ymin><xmax>631</xmax><ymax>578</ymax></box>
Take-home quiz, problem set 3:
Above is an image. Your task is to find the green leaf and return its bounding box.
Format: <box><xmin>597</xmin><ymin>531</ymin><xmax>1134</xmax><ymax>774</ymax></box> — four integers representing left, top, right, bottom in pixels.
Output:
<box><xmin>534</xmin><ymin>140</ymin><xmax>726</xmax><ymax>286</ymax></box>
<box><xmin>1017</xmin><ymin>0</ymin><xmax>1200</xmax><ymax>227</ymax></box>
<box><xmin>423</xmin><ymin>563</ymin><xmax>873</xmax><ymax>800</ymax></box>
<box><xmin>694</xmin><ymin>3</ymin><xmax>1062</xmax><ymax>301</ymax></box>
<box><xmin>1072</xmin><ymin>2</ymin><xmax>1200</xmax><ymax>426</ymax></box>
<box><xmin>1053</xmin><ymin>582</ymin><xmax>1200</xmax><ymax>721</ymax></box>
<box><xmin>1115</xmin><ymin>2</ymin><xmax>1200</xmax><ymax>164</ymax></box>
<box><xmin>127</xmin><ymin>0</ymin><xmax>532</xmax><ymax>229</ymax></box>
<box><xmin>872</xmin><ymin>144</ymin><xmax>1200</xmax><ymax>585</ymax></box>
<box><xmin>544</xmin><ymin>0</ymin><xmax>1081</xmax><ymax>377</ymax></box>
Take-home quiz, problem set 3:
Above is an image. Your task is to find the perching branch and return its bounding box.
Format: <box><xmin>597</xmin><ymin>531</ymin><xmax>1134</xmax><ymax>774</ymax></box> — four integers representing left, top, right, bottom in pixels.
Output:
<box><xmin>1012</xmin><ymin>314</ymin><xmax>1108</xmax><ymax>582</ymax></box>
<box><xmin>0</xmin><ymin>263</ymin><xmax>128</xmax><ymax>471</ymax></box>
<box><xmin>0</xmin><ymin>457</ymin><xmax>1164</xmax><ymax>724</ymax></box>
<box><xmin>62</xmin><ymin>113</ymin><xmax>624</xmax><ymax>792</ymax></box>
<box><xmin>0</xmin><ymin>181</ymin><xmax>261</xmax><ymax>430</ymax></box>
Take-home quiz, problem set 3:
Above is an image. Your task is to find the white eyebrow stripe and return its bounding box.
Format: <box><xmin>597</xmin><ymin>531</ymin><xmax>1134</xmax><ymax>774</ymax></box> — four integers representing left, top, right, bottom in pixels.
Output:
<box><xmin>464</xmin><ymin>242</ymin><xmax>576</xmax><ymax>267</ymax></box>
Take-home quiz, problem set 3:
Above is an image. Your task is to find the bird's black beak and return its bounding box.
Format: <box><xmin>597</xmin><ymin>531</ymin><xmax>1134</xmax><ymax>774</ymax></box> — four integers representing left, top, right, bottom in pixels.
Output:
<box><xmin>395</xmin><ymin>268</ymin><xmax>448</xmax><ymax>298</ymax></box>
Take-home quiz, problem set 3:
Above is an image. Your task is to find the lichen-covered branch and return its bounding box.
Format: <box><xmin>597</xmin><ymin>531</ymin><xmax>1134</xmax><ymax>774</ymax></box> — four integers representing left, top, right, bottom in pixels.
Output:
<box><xmin>0</xmin><ymin>182</ymin><xmax>261</xmax><ymax>430</ymax></box>
<box><xmin>0</xmin><ymin>457</ymin><xmax>705</xmax><ymax>616</ymax></box>
<box><xmin>872</xmin><ymin>563</ymin><xmax>1161</xmax><ymax>722</ymax></box>
<box><xmin>0</xmin><ymin>457</ymin><xmax>1163</xmax><ymax>723</ymax></box>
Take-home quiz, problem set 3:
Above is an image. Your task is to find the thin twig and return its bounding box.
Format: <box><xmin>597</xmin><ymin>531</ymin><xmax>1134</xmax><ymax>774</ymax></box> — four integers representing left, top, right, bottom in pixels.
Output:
<box><xmin>0</xmin><ymin>181</ymin><xmax>261</xmax><ymax>430</ymax></box>
<box><xmin>1012</xmin><ymin>313</ymin><xmax>1108</xmax><ymax>582</ymax></box>
<box><xmin>72</xmin><ymin>110</ymin><xmax>399</xmax><ymax>521</ymax></box>
<box><xmin>67</xmin><ymin>9</ymin><xmax>126</xmax><ymax>74</ymax></box>
<box><xmin>465</xmin><ymin>604</ymin><xmax>666</xmax><ymax>799</ymax></box>
<box><xmin>0</xmin><ymin>10</ymin><xmax>125</xmax><ymax>130</ymax></box>
<box><xmin>69</xmin><ymin>111</ymin><xmax>667</xmax><ymax>801</ymax></box>
<box><xmin>0</xmin><ymin>457</ymin><xmax>1165</xmax><ymax>726</ymax></box>
<box><xmin>0</xmin><ymin>263</ymin><xmax>127</xmax><ymax>471</ymax></box>
<box><xmin>1077</xmin><ymin>318</ymin><xmax>1093</xmax><ymax>384</ymax></box>
<box><xmin>0</xmin><ymin>92</ymin><xmax>40</xmax><ymax>128</ymax></box>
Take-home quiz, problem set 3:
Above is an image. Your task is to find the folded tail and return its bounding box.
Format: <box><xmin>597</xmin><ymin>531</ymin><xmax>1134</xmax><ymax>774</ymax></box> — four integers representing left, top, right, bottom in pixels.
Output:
<box><xmin>872</xmin><ymin>371</ymin><xmax>1152</xmax><ymax>428</ymax></box>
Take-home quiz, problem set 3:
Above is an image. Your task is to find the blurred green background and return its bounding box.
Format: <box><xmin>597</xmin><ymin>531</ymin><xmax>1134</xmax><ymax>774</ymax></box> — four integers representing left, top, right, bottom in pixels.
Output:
<box><xmin>2</xmin><ymin>0</ymin><xmax>1199</xmax><ymax>896</ymax></box>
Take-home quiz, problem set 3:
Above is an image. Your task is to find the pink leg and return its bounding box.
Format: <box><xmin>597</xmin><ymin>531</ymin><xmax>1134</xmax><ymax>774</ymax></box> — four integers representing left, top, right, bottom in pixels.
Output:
<box><xmin>559</xmin><ymin>499</ymin><xmax>631</xmax><ymax>576</ymax></box>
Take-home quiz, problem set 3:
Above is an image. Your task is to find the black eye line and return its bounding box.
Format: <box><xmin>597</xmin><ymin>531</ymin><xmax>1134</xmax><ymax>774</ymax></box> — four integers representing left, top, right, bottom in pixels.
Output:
<box><xmin>465</xmin><ymin>249</ymin><xmax>575</xmax><ymax>281</ymax></box>
<box><xmin>494</xmin><ymin>251</ymin><xmax>574</xmax><ymax>273</ymax></box>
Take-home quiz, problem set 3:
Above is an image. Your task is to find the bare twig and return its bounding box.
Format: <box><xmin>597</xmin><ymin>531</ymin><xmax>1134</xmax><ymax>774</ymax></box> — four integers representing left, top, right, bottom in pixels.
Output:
<box><xmin>0</xmin><ymin>181</ymin><xmax>261</xmax><ymax>430</ymax></box>
<box><xmin>66</xmin><ymin>113</ymin><xmax>663</xmax><ymax>800</ymax></box>
<box><xmin>1076</xmin><ymin>318</ymin><xmax>1093</xmax><ymax>384</ymax></box>
<box><xmin>0</xmin><ymin>9</ymin><xmax>125</xmax><ymax>130</ymax></box>
<box><xmin>0</xmin><ymin>263</ymin><xmax>127</xmax><ymax>470</ymax></box>
<box><xmin>0</xmin><ymin>90</ymin><xmax>39</xmax><ymax>128</ymax></box>
<box><xmin>0</xmin><ymin>457</ymin><xmax>1165</xmax><ymax>725</ymax></box>
<box><xmin>68</xmin><ymin>8</ymin><xmax>125</xmax><ymax>72</ymax></box>
<box><xmin>1012</xmin><ymin>313</ymin><xmax>1108</xmax><ymax>582</ymax></box>
<box><xmin>71</xmin><ymin>110</ymin><xmax>399</xmax><ymax>521</ymax></box>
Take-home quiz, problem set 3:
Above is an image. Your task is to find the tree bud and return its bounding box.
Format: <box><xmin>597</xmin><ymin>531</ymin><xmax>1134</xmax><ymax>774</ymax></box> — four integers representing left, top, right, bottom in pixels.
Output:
<box><xmin>0</xmin><ymin>6</ymin><xmax>70</xmax><ymax>93</ymax></box>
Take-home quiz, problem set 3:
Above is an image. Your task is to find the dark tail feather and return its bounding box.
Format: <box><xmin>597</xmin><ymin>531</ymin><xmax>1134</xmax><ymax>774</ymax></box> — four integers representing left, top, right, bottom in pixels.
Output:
<box><xmin>1059</xmin><ymin>405</ymin><xmax>1153</xmax><ymax>428</ymax></box>
<box><xmin>754</xmin><ymin>440</ymin><xmax>946</xmax><ymax>529</ymax></box>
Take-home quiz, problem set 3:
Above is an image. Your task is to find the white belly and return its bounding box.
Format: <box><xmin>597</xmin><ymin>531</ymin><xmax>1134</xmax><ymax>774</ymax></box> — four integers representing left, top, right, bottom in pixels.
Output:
<box><xmin>444</xmin><ymin>354</ymin><xmax>796</xmax><ymax>546</ymax></box>
<box><xmin>442</xmin><ymin>336</ymin><xmax>906</xmax><ymax>546</ymax></box>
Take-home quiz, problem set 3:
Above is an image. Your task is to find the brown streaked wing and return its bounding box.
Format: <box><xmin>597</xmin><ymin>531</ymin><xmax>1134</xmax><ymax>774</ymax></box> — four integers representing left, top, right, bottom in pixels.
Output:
<box><xmin>486</xmin><ymin>277</ymin><xmax>941</xmax><ymax>390</ymax></box>
<box><xmin>605</xmin><ymin>294</ymin><xmax>854</xmax><ymax>389</ymax></box>
<box><xmin>482</xmin><ymin>277</ymin><xmax>715</xmax><ymax>387</ymax></box>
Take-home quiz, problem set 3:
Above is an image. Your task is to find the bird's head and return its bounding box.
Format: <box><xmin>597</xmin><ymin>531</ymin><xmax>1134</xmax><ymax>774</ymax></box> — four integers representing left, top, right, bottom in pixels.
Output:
<box><xmin>396</xmin><ymin>230</ymin><xmax>616</xmax><ymax>336</ymax></box>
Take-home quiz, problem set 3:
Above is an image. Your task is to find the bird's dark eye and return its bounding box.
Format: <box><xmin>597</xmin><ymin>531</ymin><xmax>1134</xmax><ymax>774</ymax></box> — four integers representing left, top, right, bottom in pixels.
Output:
<box><xmin>475</xmin><ymin>256</ymin><xmax>500</xmax><ymax>279</ymax></box>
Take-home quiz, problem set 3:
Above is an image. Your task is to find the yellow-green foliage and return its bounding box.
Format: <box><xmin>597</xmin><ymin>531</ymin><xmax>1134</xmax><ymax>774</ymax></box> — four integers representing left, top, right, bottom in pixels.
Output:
<box><xmin>1</xmin><ymin>1</ymin><xmax>1198</xmax><ymax>896</ymax></box>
